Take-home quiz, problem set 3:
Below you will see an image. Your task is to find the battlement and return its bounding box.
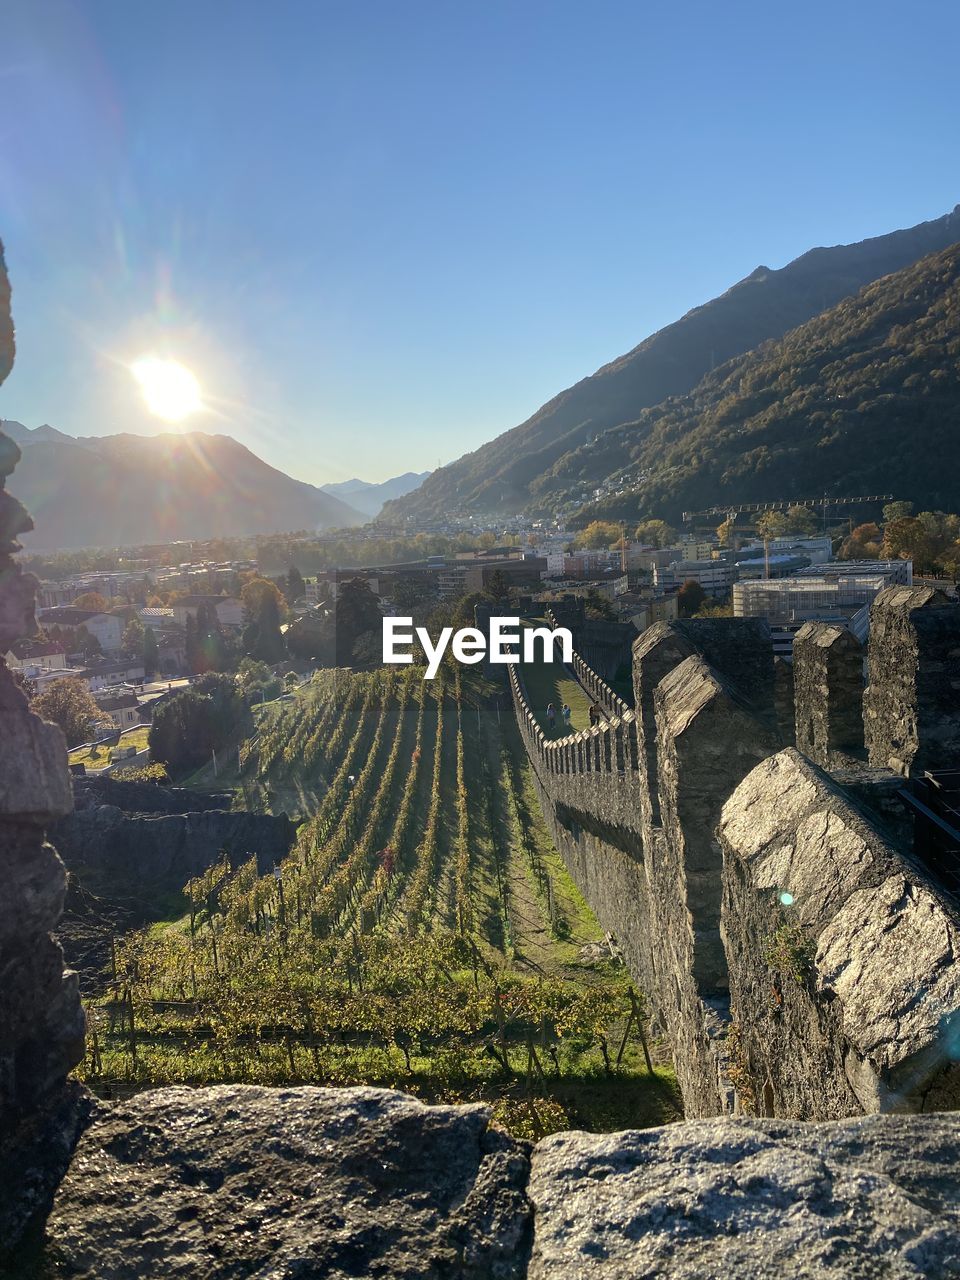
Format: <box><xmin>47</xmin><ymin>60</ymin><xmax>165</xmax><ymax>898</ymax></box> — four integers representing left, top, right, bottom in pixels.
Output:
<box><xmin>512</xmin><ymin>592</ymin><xmax>960</xmax><ymax>1119</ymax></box>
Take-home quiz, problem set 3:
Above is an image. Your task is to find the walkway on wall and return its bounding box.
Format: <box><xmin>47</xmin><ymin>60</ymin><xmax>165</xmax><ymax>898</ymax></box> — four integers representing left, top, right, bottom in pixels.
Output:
<box><xmin>518</xmin><ymin>621</ymin><xmax>594</xmax><ymax>738</ymax></box>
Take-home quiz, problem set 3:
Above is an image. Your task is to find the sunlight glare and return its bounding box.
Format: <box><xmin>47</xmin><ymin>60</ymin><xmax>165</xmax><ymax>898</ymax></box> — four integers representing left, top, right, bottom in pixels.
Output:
<box><xmin>131</xmin><ymin>356</ymin><xmax>203</xmax><ymax>422</ymax></box>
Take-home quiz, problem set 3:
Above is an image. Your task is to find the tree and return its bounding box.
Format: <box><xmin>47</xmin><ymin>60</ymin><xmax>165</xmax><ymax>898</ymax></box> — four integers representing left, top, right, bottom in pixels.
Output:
<box><xmin>754</xmin><ymin>511</ymin><xmax>790</xmax><ymax>540</ymax></box>
<box><xmin>74</xmin><ymin>627</ymin><xmax>102</xmax><ymax>660</ymax></box>
<box><xmin>122</xmin><ymin>617</ymin><xmax>145</xmax><ymax>655</ymax></box>
<box><xmin>574</xmin><ymin>521</ymin><xmax>622</xmax><ymax>550</ymax></box>
<box><xmin>335</xmin><ymin>578</ymin><xmax>382</xmax><ymax>666</ymax></box>
<box><xmin>483</xmin><ymin>570</ymin><xmax>514</xmax><ymax>604</ymax></box>
<box><xmin>143</xmin><ymin>626</ymin><xmax>160</xmax><ymax>677</ymax></box>
<box><xmin>284</xmin><ymin>565</ymin><xmax>306</xmax><ymax>605</ymax></box>
<box><xmin>34</xmin><ymin>677</ymin><xmax>111</xmax><ymax>746</ymax></box>
<box><xmin>883</xmin><ymin>500</ymin><xmax>914</xmax><ymax>525</ymax></box>
<box><xmin>149</xmin><ymin>691</ymin><xmax>216</xmax><ymax>773</ymax></box>
<box><xmin>838</xmin><ymin>522</ymin><xmax>883</xmax><ymax>560</ymax></box>
<box><xmin>883</xmin><ymin>517</ymin><xmax>938</xmax><ymax>571</ymax></box>
<box><xmin>72</xmin><ymin>591</ymin><xmax>109</xmax><ymax>612</ymax></box>
<box><xmin>633</xmin><ymin>519</ymin><xmax>675</xmax><ymax>548</ymax></box>
<box><xmin>242</xmin><ymin>590</ymin><xmax>286</xmax><ymax>664</ymax></box>
<box><xmin>148</xmin><ymin>676</ymin><xmax>250</xmax><ymax>774</ymax></box>
<box><xmin>391</xmin><ymin>577</ymin><xmax>437</xmax><ymax>612</ymax></box>
<box><xmin>677</xmin><ymin>579</ymin><xmax>707</xmax><ymax>617</ymax></box>
<box><xmin>583</xmin><ymin>589</ymin><xmax>616</xmax><ymax>620</ymax></box>
<box><xmin>784</xmin><ymin>505</ymin><xmax>819</xmax><ymax>535</ymax></box>
<box><xmin>716</xmin><ymin>517</ymin><xmax>736</xmax><ymax>547</ymax></box>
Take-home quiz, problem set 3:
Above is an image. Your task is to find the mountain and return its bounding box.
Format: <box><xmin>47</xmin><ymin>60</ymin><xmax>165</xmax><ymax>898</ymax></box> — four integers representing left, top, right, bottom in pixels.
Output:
<box><xmin>383</xmin><ymin>205</ymin><xmax>960</xmax><ymax>523</ymax></box>
<box><xmin>565</xmin><ymin>240</ymin><xmax>960</xmax><ymax>525</ymax></box>
<box><xmin>1</xmin><ymin>423</ymin><xmax>365</xmax><ymax>549</ymax></box>
<box><xmin>321</xmin><ymin>471</ymin><xmax>430</xmax><ymax>519</ymax></box>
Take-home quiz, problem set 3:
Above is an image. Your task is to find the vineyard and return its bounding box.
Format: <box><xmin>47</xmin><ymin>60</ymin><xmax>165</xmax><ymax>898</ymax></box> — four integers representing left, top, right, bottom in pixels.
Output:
<box><xmin>80</xmin><ymin>665</ymin><xmax>680</xmax><ymax>1137</ymax></box>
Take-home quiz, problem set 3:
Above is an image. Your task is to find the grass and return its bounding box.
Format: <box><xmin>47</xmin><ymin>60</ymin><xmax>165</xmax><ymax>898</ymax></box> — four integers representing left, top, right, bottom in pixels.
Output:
<box><xmin>519</xmin><ymin>621</ymin><xmax>594</xmax><ymax>737</ymax></box>
<box><xmin>69</xmin><ymin>725</ymin><xmax>150</xmax><ymax>767</ymax></box>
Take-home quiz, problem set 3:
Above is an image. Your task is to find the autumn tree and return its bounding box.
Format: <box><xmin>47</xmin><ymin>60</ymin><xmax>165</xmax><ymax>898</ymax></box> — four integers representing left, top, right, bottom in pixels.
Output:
<box><xmin>34</xmin><ymin>677</ymin><xmax>111</xmax><ymax>746</ymax></box>
<box><xmin>882</xmin><ymin>517</ymin><xmax>938</xmax><ymax>571</ymax></box>
<box><xmin>633</xmin><ymin>519</ymin><xmax>675</xmax><ymax>548</ymax></box>
<box><xmin>838</xmin><ymin>523</ymin><xmax>883</xmax><ymax>560</ymax></box>
<box><xmin>574</xmin><ymin>521</ymin><xmax>622</xmax><ymax>550</ymax></box>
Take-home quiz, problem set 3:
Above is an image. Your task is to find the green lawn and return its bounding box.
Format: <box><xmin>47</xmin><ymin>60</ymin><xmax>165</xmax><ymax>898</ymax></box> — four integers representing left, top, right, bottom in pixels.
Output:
<box><xmin>69</xmin><ymin>725</ymin><xmax>150</xmax><ymax>767</ymax></box>
<box><xmin>519</xmin><ymin>622</ymin><xmax>594</xmax><ymax>738</ymax></box>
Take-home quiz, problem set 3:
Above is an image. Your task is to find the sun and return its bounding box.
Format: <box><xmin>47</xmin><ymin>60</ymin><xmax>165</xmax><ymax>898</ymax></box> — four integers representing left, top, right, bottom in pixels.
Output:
<box><xmin>131</xmin><ymin>356</ymin><xmax>203</xmax><ymax>422</ymax></box>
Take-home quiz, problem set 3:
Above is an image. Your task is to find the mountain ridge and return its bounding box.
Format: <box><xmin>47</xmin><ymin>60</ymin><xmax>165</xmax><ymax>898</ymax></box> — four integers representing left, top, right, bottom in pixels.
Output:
<box><xmin>564</xmin><ymin>239</ymin><xmax>960</xmax><ymax>525</ymax></box>
<box><xmin>382</xmin><ymin>204</ymin><xmax>960</xmax><ymax>523</ymax></box>
<box><xmin>0</xmin><ymin>422</ymin><xmax>366</xmax><ymax>549</ymax></box>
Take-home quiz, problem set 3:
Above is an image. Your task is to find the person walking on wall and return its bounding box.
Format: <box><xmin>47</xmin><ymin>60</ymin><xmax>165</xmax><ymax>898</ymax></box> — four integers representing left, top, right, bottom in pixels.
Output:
<box><xmin>561</xmin><ymin>703</ymin><xmax>571</xmax><ymax>728</ymax></box>
<box><xmin>546</xmin><ymin>702</ymin><xmax>556</xmax><ymax>731</ymax></box>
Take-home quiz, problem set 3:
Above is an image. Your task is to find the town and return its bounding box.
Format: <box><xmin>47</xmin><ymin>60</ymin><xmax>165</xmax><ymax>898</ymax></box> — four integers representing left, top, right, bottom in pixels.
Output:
<box><xmin>8</xmin><ymin>498</ymin><xmax>939</xmax><ymax>774</ymax></box>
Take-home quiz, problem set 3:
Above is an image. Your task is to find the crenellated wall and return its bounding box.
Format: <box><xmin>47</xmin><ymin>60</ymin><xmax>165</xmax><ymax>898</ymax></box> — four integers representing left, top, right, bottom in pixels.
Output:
<box><xmin>511</xmin><ymin>592</ymin><xmax>960</xmax><ymax>1122</ymax></box>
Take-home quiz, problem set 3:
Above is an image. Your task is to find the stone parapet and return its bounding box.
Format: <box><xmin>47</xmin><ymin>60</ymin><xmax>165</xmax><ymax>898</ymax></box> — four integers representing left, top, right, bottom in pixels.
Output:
<box><xmin>720</xmin><ymin>748</ymin><xmax>960</xmax><ymax>1118</ymax></box>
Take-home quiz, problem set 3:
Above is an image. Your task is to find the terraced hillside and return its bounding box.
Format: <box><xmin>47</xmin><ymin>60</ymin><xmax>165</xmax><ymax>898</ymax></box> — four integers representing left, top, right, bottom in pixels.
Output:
<box><xmin>81</xmin><ymin>666</ymin><xmax>679</xmax><ymax>1136</ymax></box>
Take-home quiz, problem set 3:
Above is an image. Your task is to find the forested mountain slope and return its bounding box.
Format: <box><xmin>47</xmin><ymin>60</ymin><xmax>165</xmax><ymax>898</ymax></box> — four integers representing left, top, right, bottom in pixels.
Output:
<box><xmin>566</xmin><ymin>240</ymin><xmax>960</xmax><ymax>525</ymax></box>
<box><xmin>383</xmin><ymin>206</ymin><xmax>960</xmax><ymax>522</ymax></box>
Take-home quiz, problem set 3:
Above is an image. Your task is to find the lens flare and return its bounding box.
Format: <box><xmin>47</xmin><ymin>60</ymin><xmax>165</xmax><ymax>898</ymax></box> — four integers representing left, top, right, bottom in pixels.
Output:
<box><xmin>131</xmin><ymin>356</ymin><xmax>203</xmax><ymax>421</ymax></box>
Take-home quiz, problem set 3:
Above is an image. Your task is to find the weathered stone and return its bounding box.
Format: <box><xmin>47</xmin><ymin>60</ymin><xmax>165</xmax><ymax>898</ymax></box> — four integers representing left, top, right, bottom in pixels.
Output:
<box><xmin>864</xmin><ymin>585</ymin><xmax>960</xmax><ymax>775</ymax></box>
<box><xmin>0</xmin><ymin>831</ymin><xmax>67</xmax><ymax>943</ymax></box>
<box><xmin>651</xmin><ymin>656</ymin><xmax>777</xmax><ymax>1116</ymax></box>
<box><xmin>0</xmin><ymin>688</ymin><xmax>72</xmax><ymax>823</ymax></box>
<box><xmin>720</xmin><ymin>749</ymin><xmax>960</xmax><ymax>1118</ymax></box>
<box><xmin>528</xmin><ymin>1113</ymin><xmax>960</xmax><ymax>1279</ymax></box>
<box><xmin>42</xmin><ymin>1085</ymin><xmax>531</xmax><ymax>1279</ymax></box>
<box><xmin>773</xmin><ymin>653</ymin><xmax>795</xmax><ymax>745</ymax></box>
<box><xmin>52</xmin><ymin>803</ymin><xmax>295</xmax><ymax>900</ymax></box>
<box><xmin>793</xmin><ymin>621</ymin><xmax>863</xmax><ymax>765</ymax></box>
<box><xmin>0</xmin><ymin>1083</ymin><xmax>93</xmax><ymax>1274</ymax></box>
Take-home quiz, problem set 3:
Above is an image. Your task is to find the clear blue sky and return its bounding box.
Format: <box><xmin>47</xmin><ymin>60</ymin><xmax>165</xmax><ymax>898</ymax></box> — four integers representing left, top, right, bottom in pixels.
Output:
<box><xmin>1</xmin><ymin>0</ymin><xmax>957</xmax><ymax>484</ymax></box>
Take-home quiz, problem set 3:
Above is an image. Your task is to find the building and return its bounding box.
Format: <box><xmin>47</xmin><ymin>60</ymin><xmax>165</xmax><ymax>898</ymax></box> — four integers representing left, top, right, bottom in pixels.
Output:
<box><xmin>94</xmin><ymin>688</ymin><xmax>143</xmax><ymax>730</ymax></box>
<box><xmin>37</xmin><ymin>608</ymin><xmax>124</xmax><ymax>652</ymax></box>
<box><xmin>78</xmin><ymin>656</ymin><xmax>147</xmax><ymax>692</ymax></box>
<box><xmin>732</xmin><ymin>563</ymin><xmax>910</xmax><ymax>658</ymax></box>
<box><xmin>654</xmin><ymin>559</ymin><xmax>739</xmax><ymax>596</ymax></box>
<box><xmin>169</xmin><ymin>596</ymin><xmax>244</xmax><ymax>630</ymax></box>
<box><xmin>678</xmin><ymin>535</ymin><xmax>718</xmax><ymax>561</ymax></box>
<box><xmin>5</xmin><ymin>642</ymin><xmax>67</xmax><ymax>671</ymax></box>
<box><xmin>794</xmin><ymin>559</ymin><xmax>913</xmax><ymax>586</ymax></box>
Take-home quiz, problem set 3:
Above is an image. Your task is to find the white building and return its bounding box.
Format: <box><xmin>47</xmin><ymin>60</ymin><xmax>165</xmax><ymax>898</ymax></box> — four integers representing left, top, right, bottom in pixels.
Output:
<box><xmin>37</xmin><ymin>607</ymin><xmax>124</xmax><ymax>652</ymax></box>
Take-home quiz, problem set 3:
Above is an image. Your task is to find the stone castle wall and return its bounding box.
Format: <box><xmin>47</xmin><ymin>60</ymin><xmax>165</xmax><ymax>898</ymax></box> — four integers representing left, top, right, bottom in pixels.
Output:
<box><xmin>511</xmin><ymin>589</ymin><xmax>960</xmax><ymax>1121</ymax></box>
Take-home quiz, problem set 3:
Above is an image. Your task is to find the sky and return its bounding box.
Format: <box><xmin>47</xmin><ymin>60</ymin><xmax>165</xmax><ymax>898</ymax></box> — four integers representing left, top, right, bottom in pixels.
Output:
<box><xmin>0</xmin><ymin>0</ymin><xmax>958</xmax><ymax>486</ymax></box>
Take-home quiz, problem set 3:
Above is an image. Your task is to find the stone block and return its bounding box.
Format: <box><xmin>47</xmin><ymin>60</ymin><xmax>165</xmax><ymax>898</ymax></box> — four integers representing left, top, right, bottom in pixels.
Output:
<box><xmin>42</xmin><ymin>1085</ymin><xmax>531</xmax><ymax>1279</ymax></box>
<box><xmin>720</xmin><ymin>748</ymin><xmax>960</xmax><ymax>1118</ymax></box>
<box><xmin>793</xmin><ymin>621</ymin><xmax>863</xmax><ymax>765</ymax></box>
<box><xmin>528</xmin><ymin>1113</ymin><xmax>960</xmax><ymax>1279</ymax></box>
<box><xmin>864</xmin><ymin>585</ymin><xmax>960</xmax><ymax>775</ymax></box>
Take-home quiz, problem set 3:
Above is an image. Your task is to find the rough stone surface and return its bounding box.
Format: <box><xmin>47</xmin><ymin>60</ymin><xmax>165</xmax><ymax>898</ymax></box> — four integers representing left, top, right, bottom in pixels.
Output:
<box><xmin>41</xmin><ymin>1085</ymin><xmax>531</xmax><ymax>1280</ymax></box>
<box><xmin>793</xmin><ymin>621</ymin><xmax>864</xmax><ymax>766</ymax></box>
<box><xmin>0</xmin><ymin>1084</ymin><xmax>93</xmax><ymax>1274</ymax></box>
<box><xmin>863</xmin><ymin>585</ymin><xmax>960</xmax><ymax>775</ymax></box>
<box><xmin>528</xmin><ymin>1113</ymin><xmax>960</xmax><ymax>1279</ymax></box>
<box><xmin>652</xmin><ymin>656</ymin><xmax>777</xmax><ymax>1116</ymax></box>
<box><xmin>720</xmin><ymin>749</ymin><xmax>960</xmax><ymax>1118</ymax></box>
<box><xmin>0</xmin><ymin>238</ymin><xmax>86</xmax><ymax>1266</ymax></box>
<box><xmin>52</xmin><ymin>803</ymin><xmax>296</xmax><ymax>899</ymax></box>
